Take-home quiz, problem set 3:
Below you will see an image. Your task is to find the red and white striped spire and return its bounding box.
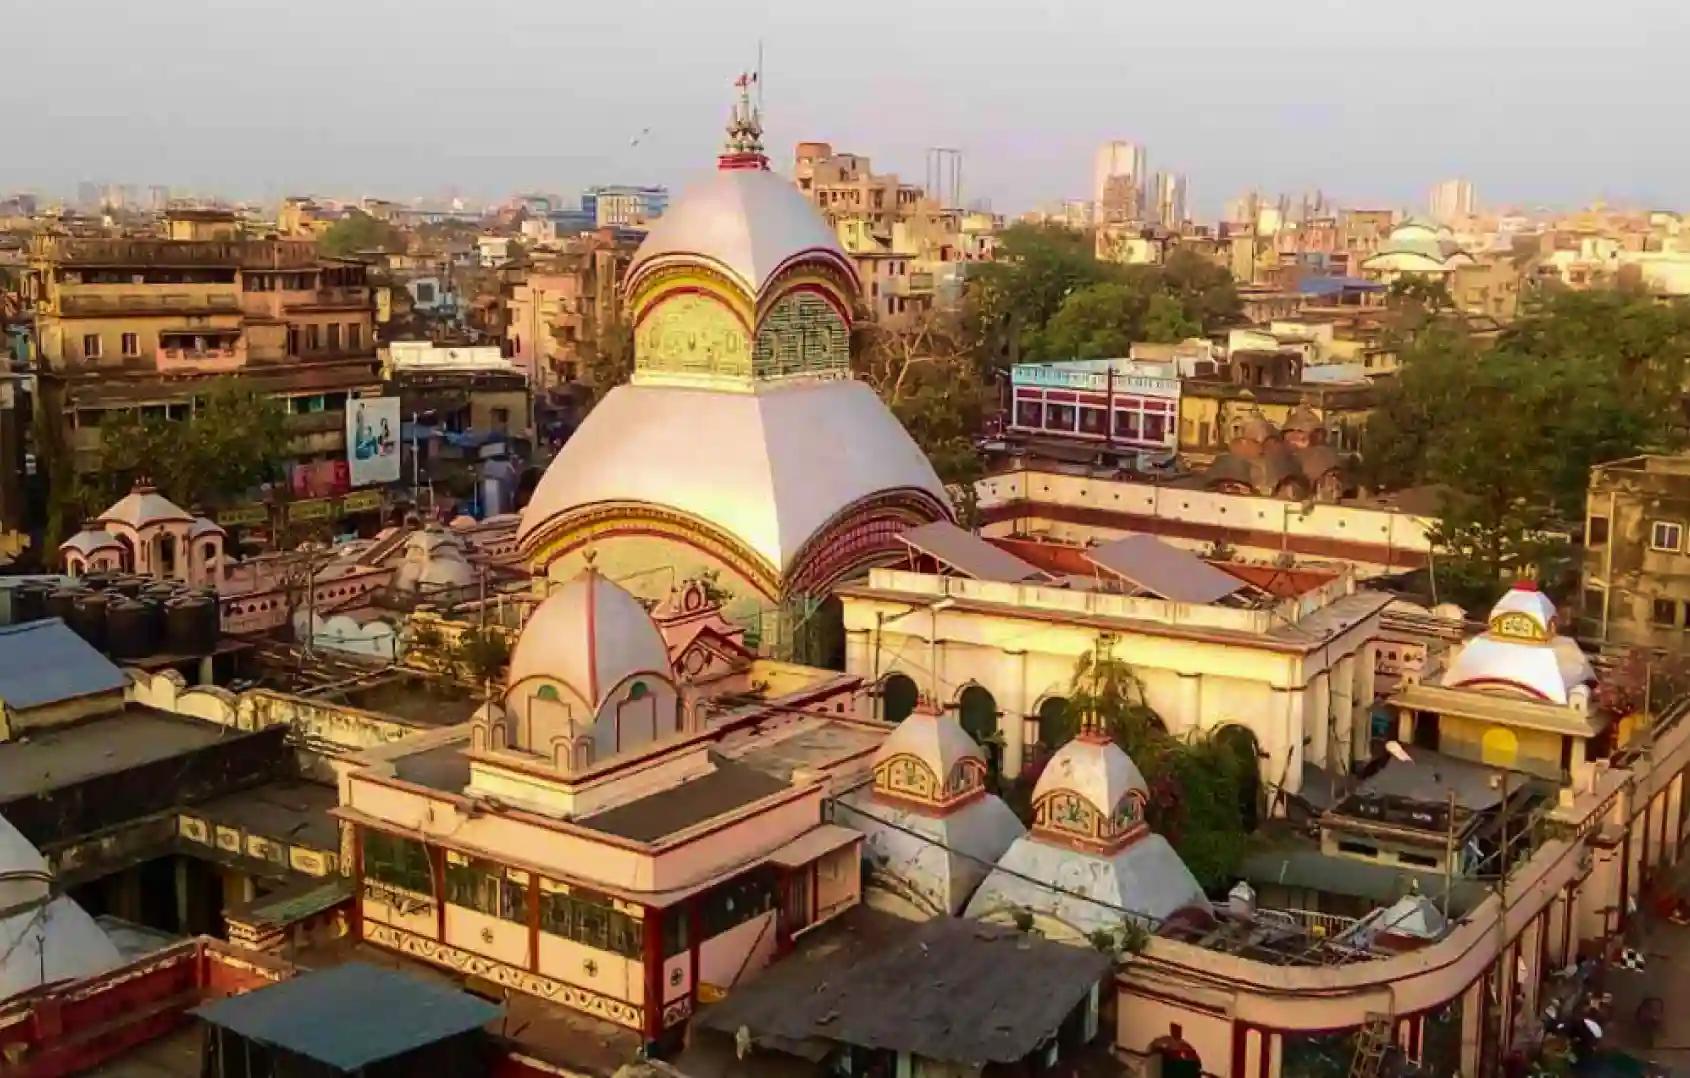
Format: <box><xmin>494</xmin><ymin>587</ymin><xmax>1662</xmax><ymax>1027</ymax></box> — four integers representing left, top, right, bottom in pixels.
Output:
<box><xmin>718</xmin><ymin>71</ymin><xmax>768</xmax><ymax>171</ymax></box>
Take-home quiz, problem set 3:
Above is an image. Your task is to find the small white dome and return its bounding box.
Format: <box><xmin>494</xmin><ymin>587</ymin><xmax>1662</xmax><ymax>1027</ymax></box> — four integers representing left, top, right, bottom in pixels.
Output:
<box><xmin>875</xmin><ymin>708</ymin><xmax>984</xmax><ymax>778</ymax></box>
<box><xmin>1489</xmin><ymin>583</ymin><xmax>1557</xmax><ymax>636</ymax></box>
<box><xmin>1032</xmin><ymin>736</ymin><xmax>1149</xmax><ymax>824</ymax></box>
<box><xmin>393</xmin><ymin>527</ymin><xmax>475</xmax><ymax>592</ymax></box>
<box><xmin>96</xmin><ymin>485</ymin><xmax>193</xmax><ymax>530</ymax></box>
<box><xmin>59</xmin><ymin>528</ymin><xmax>122</xmax><ymax>557</ymax></box>
<box><xmin>188</xmin><ymin>516</ymin><xmax>224</xmax><ymax>539</ymax></box>
<box><xmin>0</xmin><ymin>813</ymin><xmax>119</xmax><ymax>1001</ymax></box>
<box><xmin>507</xmin><ymin>571</ymin><xmax>673</xmax><ymax>713</ymax></box>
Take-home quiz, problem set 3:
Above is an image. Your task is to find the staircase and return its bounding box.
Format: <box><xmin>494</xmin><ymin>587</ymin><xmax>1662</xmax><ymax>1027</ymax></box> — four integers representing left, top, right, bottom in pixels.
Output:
<box><xmin>1347</xmin><ymin>1012</ymin><xmax>1394</xmax><ymax>1078</ymax></box>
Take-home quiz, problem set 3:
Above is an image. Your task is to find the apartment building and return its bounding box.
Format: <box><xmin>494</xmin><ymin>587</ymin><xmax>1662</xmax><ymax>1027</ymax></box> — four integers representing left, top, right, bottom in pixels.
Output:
<box><xmin>24</xmin><ymin>222</ymin><xmax>381</xmax><ymax>472</ymax></box>
<box><xmin>1581</xmin><ymin>454</ymin><xmax>1690</xmax><ymax>649</ymax></box>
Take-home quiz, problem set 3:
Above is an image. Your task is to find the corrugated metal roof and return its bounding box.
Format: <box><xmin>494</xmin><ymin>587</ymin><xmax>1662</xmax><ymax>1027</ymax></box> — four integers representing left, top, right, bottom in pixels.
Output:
<box><xmin>899</xmin><ymin>521</ymin><xmax>1047</xmax><ymax>583</ymax></box>
<box><xmin>0</xmin><ymin>618</ymin><xmax>126</xmax><ymax>711</ymax></box>
<box><xmin>1084</xmin><ymin>534</ymin><xmax>1245</xmax><ymax>605</ymax></box>
<box><xmin>191</xmin><ymin>962</ymin><xmax>501</xmax><ymax>1070</ymax></box>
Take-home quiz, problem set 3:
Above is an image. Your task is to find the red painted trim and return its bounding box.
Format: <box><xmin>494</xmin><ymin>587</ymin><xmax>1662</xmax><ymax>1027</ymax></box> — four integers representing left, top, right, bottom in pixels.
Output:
<box><xmin>687</xmin><ymin>896</ymin><xmax>702</xmax><ymax>1016</ymax></box>
<box><xmin>642</xmin><ymin>905</ymin><xmax>664</xmax><ymax>1040</ymax></box>
<box><xmin>1447</xmin><ymin>676</ymin><xmax>1554</xmax><ymax>702</ymax></box>
<box><xmin>758</xmin><ymin>279</ymin><xmax>853</xmax><ymax>328</ymax></box>
<box><xmin>585</xmin><ymin>574</ymin><xmax>599</xmax><ymax>705</ymax></box>
<box><xmin>630</xmin><ymin>283</ymin><xmax>752</xmax><ymax>334</ymax></box>
<box><xmin>432</xmin><ymin>844</ymin><xmax>447</xmax><ymax>941</ymax></box>
<box><xmin>527</xmin><ymin>874</ymin><xmax>540</xmax><ymax>973</ymax></box>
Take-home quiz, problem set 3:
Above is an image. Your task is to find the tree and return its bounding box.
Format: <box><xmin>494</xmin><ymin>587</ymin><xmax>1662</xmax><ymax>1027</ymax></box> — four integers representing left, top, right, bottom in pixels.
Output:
<box><xmin>1027</xmin><ymin>281</ymin><xmax>1148</xmax><ymax>360</ymax></box>
<box><xmin>1049</xmin><ymin>640</ymin><xmax>1250</xmax><ymax>890</ymax></box>
<box><xmin>318</xmin><ymin>210</ymin><xmax>402</xmax><ymax>258</ymax></box>
<box><xmin>452</xmin><ymin>626</ymin><xmax>513</xmax><ymax>687</ymax></box>
<box><xmin>855</xmin><ymin>308</ymin><xmax>992</xmax><ymax>486</ymax></box>
<box><xmin>1362</xmin><ymin>286</ymin><xmax>1690</xmax><ymax>608</ymax></box>
<box><xmin>98</xmin><ymin>380</ymin><xmax>290</xmax><ymax>509</ymax></box>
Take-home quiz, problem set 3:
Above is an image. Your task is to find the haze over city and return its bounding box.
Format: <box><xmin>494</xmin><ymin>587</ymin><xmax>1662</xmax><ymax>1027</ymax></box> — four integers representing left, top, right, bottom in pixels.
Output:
<box><xmin>8</xmin><ymin>0</ymin><xmax>1683</xmax><ymax>214</ymax></box>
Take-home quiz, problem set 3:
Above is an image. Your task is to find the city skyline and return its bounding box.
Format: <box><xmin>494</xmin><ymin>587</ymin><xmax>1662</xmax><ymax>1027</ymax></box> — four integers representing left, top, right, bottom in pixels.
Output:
<box><xmin>6</xmin><ymin>0</ymin><xmax>1684</xmax><ymax>218</ymax></box>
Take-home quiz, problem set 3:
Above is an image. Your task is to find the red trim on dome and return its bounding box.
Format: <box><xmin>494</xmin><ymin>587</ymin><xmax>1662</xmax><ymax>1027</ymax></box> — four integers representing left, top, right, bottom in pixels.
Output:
<box><xmin>717</xmin><ymin>151</ymin><xmax>770</xmax><ymax>171</ymax></box>
<box><xmin>1510</xmin><ymin>579</ymin><xmax>1541</xmax><ymax>592</ymax></box>
<box><xmin>630</xmin><ymin>285</ymin><xmax>753</xmax><ymax>334</ymax></box>
<box><xmin>1444</xmin><ymin>675</ymin><xmax>1555</xmax><ymax>702</ymax></box>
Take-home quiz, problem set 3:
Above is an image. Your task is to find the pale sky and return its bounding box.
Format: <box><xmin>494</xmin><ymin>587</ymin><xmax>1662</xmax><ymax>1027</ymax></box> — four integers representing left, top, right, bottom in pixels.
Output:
<box><xmin>7</xmin><ymin>0</ymin><xmax>1682</xmax><ymax>217</ymax></box>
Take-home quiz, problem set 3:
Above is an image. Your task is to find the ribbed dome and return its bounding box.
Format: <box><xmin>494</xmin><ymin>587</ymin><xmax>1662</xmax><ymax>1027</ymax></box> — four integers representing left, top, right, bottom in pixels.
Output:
<box><xmin>1032</xmin><ymin>736</ymin><xmax>1149</xmax><ymax>823</ymax></box>
<box><xmin>0</xmin><ymin>812</ymin><xmax>120</xmax><ymax>1001</ymax></box>
<box><xmin>516</xmin><ymin>379</ymin><xmax>948</xmax><ymax>580</ymax></box>
<box><xmin>627</xmin><ymin>168</ymin><xmax>855</xmax><ymax>297</ymax></box>
<box><xmin>875</xmin><ymin>707</ymin><xmax>986</xmax><ymax>784</ymax></box>
<box><xmin>506</xmin><ymin>571</ymin><xmax>672</xmax><ymax>712</ymax></box>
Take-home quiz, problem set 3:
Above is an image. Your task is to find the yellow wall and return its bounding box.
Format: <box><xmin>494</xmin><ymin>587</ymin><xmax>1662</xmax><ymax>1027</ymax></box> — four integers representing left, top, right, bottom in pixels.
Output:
<box><xmin>1438</xmin><ymin>714</ymin><xmax>1564</xmax><ymax>779</ymax></box>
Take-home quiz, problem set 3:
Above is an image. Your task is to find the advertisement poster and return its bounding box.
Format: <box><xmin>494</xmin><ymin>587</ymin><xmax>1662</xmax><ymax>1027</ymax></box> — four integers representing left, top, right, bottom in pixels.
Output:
<box><xmin>346</xmin><ymin>396</ymin><xmax>401</xmax><ymax>487</ymax></box>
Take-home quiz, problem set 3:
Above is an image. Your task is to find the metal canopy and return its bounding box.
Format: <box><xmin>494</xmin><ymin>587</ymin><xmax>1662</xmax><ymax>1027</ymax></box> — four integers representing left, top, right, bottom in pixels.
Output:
<box><xmin>1084</xmin><ymin>534</ymin><xmax>1246</xmax><ymax>605</ymax></box>
<box><xmin>898</xmin><ymin>521</ymin><xmax>1047</xmax><ymax>583</ymax></box>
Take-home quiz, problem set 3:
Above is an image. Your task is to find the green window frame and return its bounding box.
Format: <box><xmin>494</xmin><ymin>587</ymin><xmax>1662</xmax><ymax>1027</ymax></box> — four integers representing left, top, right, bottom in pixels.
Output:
<box><xmin>362</xmin><ymin>831</ymin><xmax>432</xmax><ymax>895</ymax></box>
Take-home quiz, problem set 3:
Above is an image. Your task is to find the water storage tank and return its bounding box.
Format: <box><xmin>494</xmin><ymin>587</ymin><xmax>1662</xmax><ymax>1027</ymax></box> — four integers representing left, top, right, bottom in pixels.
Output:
<box><xmin>10</xmin><ymin>584</ymin><xmax>48</xmax><ymax>625</ymax></box>
<box><xmin>108</xmin><ymin>576</ymin><xmax>145</xmax><ymax>599</ymax></box>
<box><xmin>47</xmin><ymin>588</ymin><xmax>85</xmax><ymax>625</ymax></box>
<box><xmin>165</xmin><ymin>595</ymin><xmax>218</xmax><ymax>656</ymax></box>
<box><xmin>69</xmin><ymin>592</ymin><xmax>109</xmax><ymax>651</ymax></box>
<box><xmin>107</xmin><ymin>598</ymin><xmax>155</xmax><ymax>660</ymax></box>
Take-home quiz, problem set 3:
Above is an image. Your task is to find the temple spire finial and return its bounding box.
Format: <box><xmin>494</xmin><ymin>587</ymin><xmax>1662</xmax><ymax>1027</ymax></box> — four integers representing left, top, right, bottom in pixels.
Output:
<box><xmin>718</xmin><ymin>71</ymin><xmax>768</xmax><ymax>171</ymax></box>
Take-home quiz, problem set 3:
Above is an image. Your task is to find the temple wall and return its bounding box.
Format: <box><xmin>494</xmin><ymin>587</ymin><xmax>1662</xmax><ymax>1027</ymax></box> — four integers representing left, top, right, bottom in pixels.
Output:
<box><xmin>542</xmin><ymin>535</ymin><xmax>770</xmax><ymax>630</ymax></box>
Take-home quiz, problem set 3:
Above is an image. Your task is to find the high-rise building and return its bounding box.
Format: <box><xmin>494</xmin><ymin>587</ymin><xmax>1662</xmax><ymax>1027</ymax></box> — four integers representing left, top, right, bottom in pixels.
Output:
<box><xmin>1149</xmin><ymin>172</ymin><xmax>1187</xmax><ymax>227</ymax></box>
<box><xmin>1093</xmin><ymin>141</ymin><xmax>1146</xmax><ymax>224</ymax></box>
<box><xmin>1429</xmin><ymin>178</ymin><xmax>1477</xmax><ymax>224</ymax></box>
<box><xmin>580</xmin><ymin>185</ymin><xmax>668</xmax><ymax>227</ymax></box>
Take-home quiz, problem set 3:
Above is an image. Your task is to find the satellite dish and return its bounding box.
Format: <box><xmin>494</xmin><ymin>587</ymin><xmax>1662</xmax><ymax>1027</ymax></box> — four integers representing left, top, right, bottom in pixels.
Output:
<box><xmin>1386</xmin><ymin>741</ymin><xmax>1414</xmax><ymax>764</ymax></box>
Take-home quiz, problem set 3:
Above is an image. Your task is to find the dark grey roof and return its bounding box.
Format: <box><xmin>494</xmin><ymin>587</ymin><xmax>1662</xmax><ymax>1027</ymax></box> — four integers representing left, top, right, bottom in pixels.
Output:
<box><xmin>1085</xmin><ymin>534</ymin><xmax>1245</xmax><ymax>605</ymax></box>
<box><xmin>579</xmin><ymin>756</ymin><xmax>788</xmax><ymax>842</ymax></box>
<box><xmin>695</xmin><ymin>915</ymin><xmax>1110</xmax><ymax>1065</ymax></box>
<box><xmin>1354</xmin><ymin>750</ymin><xmax>1510</xmax><ymax>812</ymax></box>
<box><xmin>0</xmin><ymin>618</ymin><xmax>125</xmax><ymax>711</ymax></box>
<box><xmin>899</xmin><ymin>521</ymin><xmax>1047</xmax><ymax>583</ymax></box>
<box><xmin>191</xmin><ymin>962</ymin><xmax>500</xmax><ymax>1071</ymax></box>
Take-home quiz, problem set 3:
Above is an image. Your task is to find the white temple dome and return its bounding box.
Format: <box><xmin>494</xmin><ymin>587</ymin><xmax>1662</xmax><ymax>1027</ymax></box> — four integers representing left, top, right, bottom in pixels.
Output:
<box><xmin>875</xmin><ymin>706</ymin><xmax>985</xmax><ymax>780</ymax></box>
<box><xmin>0</xmin><ymin>813</ymin><xmax>120</xmax><ymax>1001</ymax></box>
<box><xmin>1033</xmin><ymin>735</ymin><xmax>1150</xmax><ymax>822</ymax></box>
<box><xmin>506</xmin><ymin>571</ymin><xmax>673</xmax><ymax>713</ymax></box>
<box><xmin>1442</xmin><ymin>582</ymin><xmax>1593</xmax><ymax>704</ymax></box>
<box><xmin>628</xmin><ymin>169</ymin><xmax>853</xmax><ymax>297</ymax></box>
<box><xmin>517</xmin><ymin>380</ymin><xmax>948</xmax><ymax>578</ymax></box>
<box><xmin>393</xmin><ymin>527</ymin><xmax>474</xmax><ymax>592</ymax></box>
<box><xmin>96</xmin><ymin>484</ymin><xmax>193</xmax><ymax>530</ymax></box>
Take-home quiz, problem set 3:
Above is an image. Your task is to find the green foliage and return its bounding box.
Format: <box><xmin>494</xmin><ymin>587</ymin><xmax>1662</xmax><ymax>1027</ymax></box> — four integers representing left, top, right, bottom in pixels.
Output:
<box><xmin>451</xmin><ymin>625</ymin><xmax>512</xmax><ymax>685</ymax></box>
<box><xmin>318</xmin><ymin>210</ymin><xmax>402</xmax><ymax>257</ymax></box>
<box><xmin>965</xmin><ymin>225</ymin><xmax>1240</xmax><ymax>367</ymax></box>
<box><xmin>1054</xmin><ymin>640</ymin><xmax>1250</xmax><ymax>890</ymax></box>
<box><xmin>97</xmin><ymin>380</ymin><xmax>289</xmax><ymax>509</ymax></box>
<box><xmin>1362</xmin><ymin>288</ymin><xmax>1690</xmax><ymax>608</ymax></box>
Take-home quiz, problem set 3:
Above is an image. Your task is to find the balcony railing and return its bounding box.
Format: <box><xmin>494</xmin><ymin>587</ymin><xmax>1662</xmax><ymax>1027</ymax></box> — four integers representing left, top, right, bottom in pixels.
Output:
<box><xmin>59</xmin><ymin>292</ymin><xmax>242</xmax><ymax>316</ymax></box>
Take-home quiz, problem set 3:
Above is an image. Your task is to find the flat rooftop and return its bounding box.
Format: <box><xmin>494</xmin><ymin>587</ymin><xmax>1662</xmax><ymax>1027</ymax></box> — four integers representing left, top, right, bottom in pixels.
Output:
<box><xmin>577</xmin><ymin>757</ymin><xmax>790</xmax><ymax>843</ymax></box>
<box><xmin>725</xmin><ymin>720</ymin><xmax>884</xmax><ymax>783</ymax></box>
<box><xmin>0</xmin><ymin>706</ymin><xmax>231</xmax><ymax>802</ymax></box>
<box><xmin>191</xmin><ymin>779</ymin><xmax>339</xmax><ymax>851</ymax></box>
<box><xmin>392</xmin><ymin>742</ymin><xmax>473</xmax><ymax>792</ymax></box>
<box><xmin>322</xmin><ymin>673</ymin><xmax>483</xmax><ymax>727</ymax></box>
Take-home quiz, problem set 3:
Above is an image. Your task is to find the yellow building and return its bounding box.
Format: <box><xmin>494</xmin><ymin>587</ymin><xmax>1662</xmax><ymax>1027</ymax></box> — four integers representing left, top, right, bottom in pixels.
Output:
<box><xmin>26</xmin><ymin>233</ymin><xmax>381</xmax><ymax>472</ymax></box>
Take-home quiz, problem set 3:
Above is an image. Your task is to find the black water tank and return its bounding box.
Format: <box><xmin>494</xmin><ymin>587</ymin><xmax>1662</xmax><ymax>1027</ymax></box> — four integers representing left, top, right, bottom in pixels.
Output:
<box><xmin>81</xmin><ymin>571</ymin><xmax>114</xmax><ymax>592</ymax></box>
<box><xmin>47</xmin><ymin>588</ymin><xmax>85</xmax><ymax>625</ymax></box>
<box><xmin>10</xmin><ymin>584</ymin><xmax>48</xmax><ymax>625</ymax></box>
<box><xmin>166</xmin><ymin>595</ymin><xmax>217</xmax><ymax>656</ymax></box>
<box><xmin>107</xmin><ymin>598</ymin><xmax>155</xmax><ymax>660</ymax></box>
<box><xmin>69</xmin><ymin>592</ymin><xmax>109</xmax><ymax>651</ymax></box>
<box><xmin>108</xmin><ymin>576</ymin><xmax>144</xmax><ymax>598</ymax></box>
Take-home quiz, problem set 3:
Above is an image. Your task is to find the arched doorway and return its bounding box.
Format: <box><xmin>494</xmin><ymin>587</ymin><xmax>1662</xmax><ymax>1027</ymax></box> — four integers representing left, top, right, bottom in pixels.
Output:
<box><xmin>1214</xmin><ymin>724</ymin><xmax>1263</xmax><ymax>833</ymax></box>
<box><xmin>1036</xmin><ymin>696</ymin><xmax>1073</xmax><ymax>752</ymax></box>
<box><xmin>880</xmin><ymin>673</ymin><xmax>918</xmax><ymax>723</ymax></box>
<box><xmin>958</xmin><ymin>685</ymin><xmax>998</xmax><ymax>743</ymax></box>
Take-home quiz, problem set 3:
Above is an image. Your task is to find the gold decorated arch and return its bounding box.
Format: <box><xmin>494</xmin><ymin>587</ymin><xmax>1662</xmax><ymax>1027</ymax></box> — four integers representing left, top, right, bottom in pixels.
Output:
<box><xmin>521</xmin><ymin>501</ymin><xmax>781</xmax><ymax>601</ymax></box>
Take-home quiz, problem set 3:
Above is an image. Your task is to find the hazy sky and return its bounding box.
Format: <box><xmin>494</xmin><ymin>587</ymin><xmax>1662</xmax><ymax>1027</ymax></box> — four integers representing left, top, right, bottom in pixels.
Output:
<box><xmin>8</xmin><ymin>0</ymin><xmax>1682</xmax><ymax>217</ymax></box>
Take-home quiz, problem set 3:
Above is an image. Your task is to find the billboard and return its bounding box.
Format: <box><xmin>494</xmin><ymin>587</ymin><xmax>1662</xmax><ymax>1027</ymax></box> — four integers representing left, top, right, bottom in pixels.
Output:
<box><xmin>346</xmin><ymin>396</ymin><xmax>401</xmax><ymax>487</ymax></box>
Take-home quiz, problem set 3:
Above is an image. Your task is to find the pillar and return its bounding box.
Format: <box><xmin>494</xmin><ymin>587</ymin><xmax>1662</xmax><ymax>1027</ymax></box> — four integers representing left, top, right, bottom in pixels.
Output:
<box><xmin>1177</xmin><ymin>672</ymin><xmax>1202</xmax><ymax>735</ymax></box>
<box><xmin>1268</xmin><ymin>686</ymin><xmax>1306</xmax><ymax>811</ymax></box>
<box><xmin>174</xmin><ymin>856</ymin><xmax>191</xmax><ymax>934</ymax></box>
<box><xmin>998</xmin><ymin>650</ymin><xmax>1028</xmax><ymax>777</ymax></box>
<box><xmin>1332</xmin><ymin>652</ymin><xmax>1357</xmax><ymax>769</ymax></box>
<box><xmin>1458</xmin><ymin>978</ymin><xmax>1485</xmax><ymax>1078</ymax></box>
<box><xmin>1306</xmin><ymin>671</ymin><xmax>1330</xmax><ymax>776</ymax></box>
<box><xmin>844</xmin><ymin>628</ymin><xmax>872</xmax><ymax>684</ymax></box>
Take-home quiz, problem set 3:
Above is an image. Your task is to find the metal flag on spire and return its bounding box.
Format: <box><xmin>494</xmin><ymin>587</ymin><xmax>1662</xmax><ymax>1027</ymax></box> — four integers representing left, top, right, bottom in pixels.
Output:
<box><xmin>718</xmin><ymin>70</ymin><xmax>768</xmax><ymax>171</ymax></box>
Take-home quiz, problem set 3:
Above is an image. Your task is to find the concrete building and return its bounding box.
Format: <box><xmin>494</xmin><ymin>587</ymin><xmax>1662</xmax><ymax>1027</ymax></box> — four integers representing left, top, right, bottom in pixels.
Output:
<box><xmin>1094</xmin><ymin>141</ymin><xmax>1146</xmax><ymax>224</ymax></box>
<box><xmin>24</xmin><ymin>231</ymin><xmax>381</xmax><ymax>474</ymax></box>
<box><xmin>839</xmin><ymin>529</ymin><xmax>1388</xmax><ymax>788</ymax></box>
<box><xmin>1428</xmin><ymin>178</ymin><xmax>1477</xmax><ymax>224</ymax></box>
<box><xmin>1582</xmin><ymin>454</ymin><xmax>1690</xmax><ymax>648</ymax></box>
<box><xmin>581</xmin><ymin>185</ymin><xmax>668</xmax><ymax>228</ymax></box>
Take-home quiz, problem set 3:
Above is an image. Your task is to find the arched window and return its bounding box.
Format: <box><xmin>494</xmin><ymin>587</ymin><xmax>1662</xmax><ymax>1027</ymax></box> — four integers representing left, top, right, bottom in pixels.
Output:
<box><xmin>1037</xmin><ymin>696</ymin><xmax>1072</xmax><ymax>750</ymax></box>
<box><xmin>880</xmin><ymin>673</ymin><xmax>918</xmax><ymax>723</ymax></box>
<box><xmin>535</xmin><ymin>684</ymin><xmax>561</xmax><ymax>702</ymax></box>
<box><xmin>957</xmin><ymin>685</ymin><xmax>998</xmax><ymax>744</ymax></box>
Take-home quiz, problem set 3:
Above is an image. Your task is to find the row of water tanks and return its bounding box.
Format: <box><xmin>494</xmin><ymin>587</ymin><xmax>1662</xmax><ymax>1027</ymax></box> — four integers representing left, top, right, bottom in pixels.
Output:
<box><xmin>9</xmin><ymin>574</ymin><xmax>220</xmax><ymax>660</ymax></box>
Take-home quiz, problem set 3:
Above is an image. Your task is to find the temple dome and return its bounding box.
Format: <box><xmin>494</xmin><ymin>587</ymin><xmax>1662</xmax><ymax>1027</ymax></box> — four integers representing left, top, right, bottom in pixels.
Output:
<box><xmin>0</xmin><ymin>812</ymin><xmax>119</xmax><ymax>1000</ymax></box>
<box><xmin>875</xmin><ymin>706</ymin><xmax>985</xmax><ymax>781</ymax></box>
<box><xmin>1033</xmin><ymin>735</ymin><xmax>1150</xmax><ymax>828</ymax></box>
<box><xmin>506</xmin><ymin>570</ymin><xmax>673</xmax><ymax>713</ymax></box>
<box><xmin>1442</xmin><ymin>582</ymin><xmax>1593</xmax><ymax>703</ymax></box>
<box><xmin>627</xmin><ymin>168</ymin><xmax>855</xmax><ymax>298</ymax></box>
<box><xmin>516</xmin><ymin>379</ymin><xmax>948</xmax><ymax>584</ymax></box>
<box><xmin>96</xmin><ymin>484</ymin><xmax>193</xmax><ymax>530</ymax></box>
